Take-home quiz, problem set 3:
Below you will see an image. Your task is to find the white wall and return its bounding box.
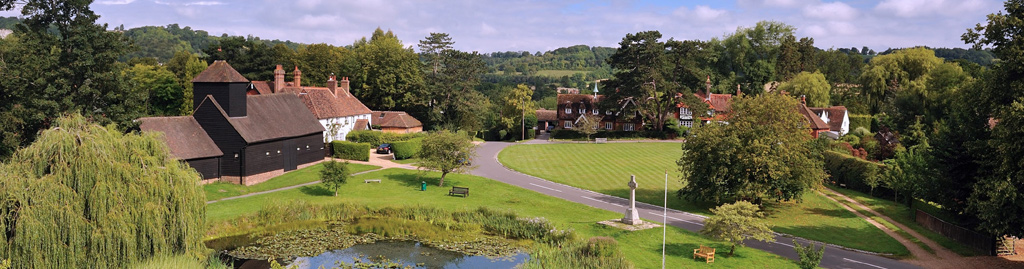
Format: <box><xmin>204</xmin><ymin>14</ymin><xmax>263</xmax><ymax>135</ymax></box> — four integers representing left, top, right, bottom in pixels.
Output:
<box><xmin>320</xmin><ymin>113</ymin><xmax>371</xmax><ymax>142</ymax></box>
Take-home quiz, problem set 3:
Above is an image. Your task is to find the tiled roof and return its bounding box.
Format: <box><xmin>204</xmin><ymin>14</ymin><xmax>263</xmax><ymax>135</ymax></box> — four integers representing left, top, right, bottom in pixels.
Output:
<box><xmin>708</xmin><ymin>94</ymin><xmax>733</xmax><ymax>113</ymax></box>
<box><xmin>536</xmin><ymin>109</ymin><xmax>557</xmax><ymax>121</ymax></box>
<box><xmin>298</xmin><ymin>88</ymin><xmax>372</xmax><ymax>119</ymax></box>
<box><xmin>192</xmin><ymin>60</ymin><xmax>249</xmax><ymax>83</ymax></box>
<box><xmin>250</xmin><ymin>81</ymin><xmax>274</xmax><ymax>95</ymax></box>
<box><xmin>138</xmin><ymin>116</ymin><xmax>223</xmax><ymax>160</ymax></box>
<box><xmin>556</xmin><ymin>94</ymin><xmax>603</xmax><ymax>120</ymax></box>
<box><xmin>799</xmin><ymin>103</ymin><xmax>830</xmax><ymax>130</ymax></box>
<box><xmin>371</xmin><ymin>111</ymin><xmax>422</xmax><ymax>128</ymax></box>
<box><xmin>354</xmin><ymin>119</ymin><xmax>370</xmax><ymax>131</ymax></box>
<box><xmin>219</xmin><ymin>94</ymin><xmax>325</xmax><ymax>143</ymax></box>
<box><xmin>809</xmin><ymin>106</ymin><xmax>847</xmax><ymax>132</ymax></box>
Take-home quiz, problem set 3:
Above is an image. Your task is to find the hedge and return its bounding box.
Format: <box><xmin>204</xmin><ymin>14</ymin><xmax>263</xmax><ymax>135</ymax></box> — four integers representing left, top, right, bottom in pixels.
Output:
<box><xmin>550</xmin><ymin>129</ymin><xmax>669</xmax><ymax>140</ymax></box>
<box><xmin>331</xmin><ymin>141</ymin><xmax>370</xmax><ymax>161</ymax></box>
<box><xmin>346</xmin><ymin>130</ymin><xmax>425</xmax><ymax>147</ymax></box>
<box><xmin>823</xmin><ymin>150</ymin><xmax>885</xmax><ymax>193</ymax></box>
<box><xmin>391</xmin><ymin>137</ymin><xmax>423</xmax><ymax>160</ymax></box>
<box><xmin>849</xmin><ymin>114</ymin><xmax>871</xmax><ymax>133</ymax></box>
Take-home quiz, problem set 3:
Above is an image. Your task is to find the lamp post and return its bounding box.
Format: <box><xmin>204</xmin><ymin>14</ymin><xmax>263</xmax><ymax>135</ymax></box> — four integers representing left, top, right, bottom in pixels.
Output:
<box><xmin>522</xmin><ymin>94</ymin><xmax>527</xmax><ymax>141</ymax></box>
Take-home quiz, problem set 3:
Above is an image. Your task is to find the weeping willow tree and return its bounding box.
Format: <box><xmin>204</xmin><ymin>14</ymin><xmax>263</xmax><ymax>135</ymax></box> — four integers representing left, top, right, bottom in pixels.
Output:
<box><xmin>0</xmin><ymin>114</ymin><xmax>206</xmax><ymax>268</ymax></box>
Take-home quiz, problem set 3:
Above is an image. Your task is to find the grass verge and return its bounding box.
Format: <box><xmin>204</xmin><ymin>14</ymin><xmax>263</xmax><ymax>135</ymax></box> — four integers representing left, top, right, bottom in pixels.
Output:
<box><xmin>206</xmin><ymin>168</ymin><xmax>799</xmax><ymax>268</ymax></box>
<box><xmin>819</xmin><ymin>190</ymin><xmax>929</xmax><ymax>256</ymax></box>
<box><xmin>203</xmin><ymin>162</ymin><xmax>380</xmax><ymax>201</ymax></box>
<box><xmin>498</xmin><ymin>143</ymin><xmax>907</xmax><ymax>255</ymax></box>
<box><xmin>827</xmin><ymin>186</ymin><xmax>983</xmax><ymax>256</ymax></box>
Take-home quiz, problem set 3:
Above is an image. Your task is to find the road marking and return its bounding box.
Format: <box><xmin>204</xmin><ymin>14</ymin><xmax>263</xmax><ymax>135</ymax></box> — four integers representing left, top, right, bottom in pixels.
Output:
<box><xmin>528</xmin><ymin>183</ymin><xmax>562</xmax><ymax>192</ymax></box>
<box><xmin>581</xmin><ymin>196</ymin><xmax>623</xmax><ymax>207</ymax></box>
<box><xmin>773</xmin><ymin>241</ymin><xmax>795</xmax><ymax>248</ymax></box>
<box><xmin>843</xmin><ymin>258</ymin><xmax>887</xmax><ymax>269</ymax></box>
<box><xmin>666</xmin><ymin>215</ymin><xmax>702</xmax><ymax>225</ymax></box>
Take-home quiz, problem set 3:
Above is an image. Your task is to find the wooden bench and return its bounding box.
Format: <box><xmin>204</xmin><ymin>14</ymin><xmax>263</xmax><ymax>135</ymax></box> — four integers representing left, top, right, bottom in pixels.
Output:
<box><xmin>364</xmin><ymin>179</ymin><xmax>382</xmax><ymax>183</ymax></box>
<box><xmin>693</xmin><ymin>245</ymin><xmax>715</xmax><ymax>263</ymax></box>
<box><xmin>449</xmin><ymin>186</ymin><xmax>469</xmax><ymax>197</ymax></box>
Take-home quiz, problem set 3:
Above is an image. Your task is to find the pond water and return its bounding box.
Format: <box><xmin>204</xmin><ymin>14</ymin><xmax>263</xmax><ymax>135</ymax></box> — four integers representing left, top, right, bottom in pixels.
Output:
<box><xmin>283</xmin><ymin>241</ymin><xmax>527</xmax><ymax>269</ymax></box>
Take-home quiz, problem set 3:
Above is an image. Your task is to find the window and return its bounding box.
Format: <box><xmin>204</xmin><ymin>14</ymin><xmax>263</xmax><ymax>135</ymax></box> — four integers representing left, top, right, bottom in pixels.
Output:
<box><xmin>605</xmin><ymin>122</ymin><xmax>612</xmax><ymax>130</ymax></box>
<box><xmin>564</xmin><ymin>121</ymin><xmax>573</xmax><ymax>128</ymax></box>
<box><xmin>682</xmin><ymin>120</ymin><xmax>693</xmax><ymax>128</ymax></box>
<box><xmin>605</xmin><ymin>111</ymin><xmax>612</xmax><ymax>115</ymax></box>
<box><xmin>578</xmin><ymin>108</ymin><xmax>584</xmax><ymax>114</ymax></box>
<box><xmin>266</xmin><ymin>152</ymin><xmax>270</xmax><ymax>156</ymax></box>
<box><xmin>624</xmin><ymin>123</ymin><xmax>635</xmax><ymax>131</ymax></box>
<box><xmin>565</xmin><ymin>106</ymin><xmax>572</xmax><ymax>114</ymax></box>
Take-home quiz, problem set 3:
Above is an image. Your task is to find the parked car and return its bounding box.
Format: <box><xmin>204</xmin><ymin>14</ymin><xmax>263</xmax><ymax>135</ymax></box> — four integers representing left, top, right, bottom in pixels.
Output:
<box><xmin>376</xmin><ymin>143</ymin><xmax>392</xmax><ymax>154</ymax></box>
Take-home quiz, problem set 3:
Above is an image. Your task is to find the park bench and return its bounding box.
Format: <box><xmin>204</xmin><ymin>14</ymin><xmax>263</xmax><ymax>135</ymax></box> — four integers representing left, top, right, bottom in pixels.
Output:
<box><xmin>595</xmin><ymin>138</ymin><xmax>607</xmax><ymax>143</ymax></box>
<box><xmin>364</xmin><ymin>179</ymin><xmax>382</xmax><ymax>183</ymax></box>
<box><xmin>449</xmin><ymin>186</ymin><xmax>469</xmax><ymax>197</ymax></box>
<box><xmin>693</xmin><ymin>245</ymin><xmax>715</xmax><ymax>263</ymax></box>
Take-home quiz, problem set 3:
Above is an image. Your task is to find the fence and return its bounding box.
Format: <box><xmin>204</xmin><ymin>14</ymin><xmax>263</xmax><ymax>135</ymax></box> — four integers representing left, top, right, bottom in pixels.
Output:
<box><xmin>915</xmin><ymin>209</ymin><xmax>995</xmax><ymax>255</ymax></box>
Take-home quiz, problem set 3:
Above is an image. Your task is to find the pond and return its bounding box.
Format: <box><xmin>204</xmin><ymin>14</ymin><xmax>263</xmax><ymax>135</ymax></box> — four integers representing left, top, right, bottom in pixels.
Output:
<box><xmin>234</xmin><ymin>241</ymin><xmax>528</xmax><ymax>269</ymax></box>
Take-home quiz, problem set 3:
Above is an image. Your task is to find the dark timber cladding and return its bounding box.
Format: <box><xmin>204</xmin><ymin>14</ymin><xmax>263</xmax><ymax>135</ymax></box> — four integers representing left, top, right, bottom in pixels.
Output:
<box><xmin>193</xmin><ymin>60</ymin><xmax>249</xmax><ymax>117</ymax></box>
<box><xmin>192</xmin><ymin>96</ymin><xmax>247</xmax><ymax>179</ymax></box>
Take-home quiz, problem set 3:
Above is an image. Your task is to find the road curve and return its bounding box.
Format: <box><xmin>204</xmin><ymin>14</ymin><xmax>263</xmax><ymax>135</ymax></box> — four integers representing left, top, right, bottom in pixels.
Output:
<box><xmin>470</xmin><ymin>141</ymin><xmax>918</xmax><ymax>269</ymax></box>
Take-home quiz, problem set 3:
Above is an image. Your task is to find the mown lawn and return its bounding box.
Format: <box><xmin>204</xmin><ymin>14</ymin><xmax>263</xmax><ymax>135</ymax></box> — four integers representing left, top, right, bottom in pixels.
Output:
<box><xmin>205</xmin><ymin>168</ymin><xmax>799</xmax><ymax>268</ymax></box>
<box><xmin>827</xmin><ymin>186</ymin><xmax>983</xmax><ymax>256</ymax></box>
<box><xmin>498</xmin><ymin>143</ymin><xmax>908</xmax><ymax>255</ymax></box>
<box><xmin>203</xmin><ymin>162</ymin><xmax>380</xmax><ymax>201</ymax></box>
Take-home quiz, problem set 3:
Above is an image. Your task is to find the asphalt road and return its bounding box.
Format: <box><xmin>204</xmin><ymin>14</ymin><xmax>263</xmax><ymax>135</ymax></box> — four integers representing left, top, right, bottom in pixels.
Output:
<box><xmin>470</xmin><ymin>141</ymin><xmax>919</xmax><ymax>269</ymax></box>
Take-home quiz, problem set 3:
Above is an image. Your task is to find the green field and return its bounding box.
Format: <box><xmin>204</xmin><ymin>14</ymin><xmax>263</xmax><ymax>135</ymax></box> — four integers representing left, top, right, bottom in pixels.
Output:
<box><xmin>498</xmin><ymin>143</ymin><xmax>908</xmax><ymax>255</ymax></box>
<box><xmin>205</xmin><ymin>168</ymin><xmax>799</xmax><ymax>268</ymax></box>
<box><xmin>203</xmin><ymin>162</ymin><xmax>380</xmax><ymax>201</ymax></box>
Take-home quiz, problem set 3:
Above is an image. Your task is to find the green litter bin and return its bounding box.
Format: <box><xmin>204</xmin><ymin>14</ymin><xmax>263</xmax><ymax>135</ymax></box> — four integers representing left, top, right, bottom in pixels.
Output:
<box><xmin>421</xmin><ymin>181</ymin><xmax>427</xmax><ymax>191</ymax></box>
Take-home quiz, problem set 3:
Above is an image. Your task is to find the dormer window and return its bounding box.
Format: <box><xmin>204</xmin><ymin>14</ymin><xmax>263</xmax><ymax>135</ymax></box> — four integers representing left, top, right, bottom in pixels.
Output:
<box><xmin>592</xmin><ymin>109</ymin><xmax>599</xmax><ymax>115</ymax></box>
<box><xmin>578</xmin><ymin>104</ymin><xmax>585</xmax><ymax>114</ymax></box>
<box><xmin>605</xmin><ymin>111</ymin><xmax>612</xmax><ymax>115</ymax></box>
<box><xmin>565</xmin><ymin>106</ymin><xmax>572</xmax><ymax>114</ymax></box>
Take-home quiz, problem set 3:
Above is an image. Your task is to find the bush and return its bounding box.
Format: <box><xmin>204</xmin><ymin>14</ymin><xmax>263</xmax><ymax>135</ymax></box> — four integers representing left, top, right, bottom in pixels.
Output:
<box><xmin>391</xmin><ymin>138</ymin><xmax>423</xmax><ymax>160</ymax></box>
<box><xmin>346</xmin><ymin>130</ymin><xmax>425</xmax><ymax>147</ymax></box>
<box><xmin>850</xmin><ymin>127</ymin><xmax>872</xmax><ymax>138</ymax></box>
<box><xmin>793</xmin><ymin>240</ymin><xmax>825</xmax><ymax>269</ymax></box>
<box><xmin>331</xmin><ymin>141</ymin><xmax>370</xmax><ymax>161</ymax></box>
<box><xmin>498</xmin><ymin>130</ymin><xmax>508</xmax><ymax>140</ymax></box>
<box><xmin>824</xmin><ymin>150</ymin><xmax>885</xmax><ymax>193</ymax></box>
<box><xmin>849</xmin><ymin>114</ymin><xmax>871</xmax><ymax>133</ymax></box>
<box><xmin>583</xmin><ymin>237</ymin><xmax>619</xmax><ymax>257</ymax></box>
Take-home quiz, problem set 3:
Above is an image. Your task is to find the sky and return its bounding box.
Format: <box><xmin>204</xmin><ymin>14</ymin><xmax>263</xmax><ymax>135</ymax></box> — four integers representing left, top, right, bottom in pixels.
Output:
<box><xmin>0</xmin><ymin>0</ymin><xmax>1007</xmax><ymax>53</ymax></box>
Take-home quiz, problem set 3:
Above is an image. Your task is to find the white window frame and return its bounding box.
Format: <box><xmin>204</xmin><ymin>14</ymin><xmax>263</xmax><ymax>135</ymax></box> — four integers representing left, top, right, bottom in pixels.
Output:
<box><xmin>565</xmin><ymin>106</ymin><xmax>572</xmax><ymax>114</ymax></box>
<box><xmin>578</xmin><ymin>107</ymin><xmax>585</xmax><ymax>114</ymax></box>
<box><xmin>564</xmin><ymin>121</ymin><xmax>572</xmax><ymax>128</ymax></box>
<box><xmin>605</xmin><ymin>122</ymin><xmax>613</xmax><ymax>130</ymax></box>
<box><xmin>592</xmin><ymin>109</ymin><xmax>599</xmax><ymax>115</ymax></box>
<box><xmin>682</xmin><ymin>120</ymin><xmax>693</xmax><ymax>128</ymax></box>
<box><xmin>624</xmin><ymin>123</ymin><xmax>635</xmax><ymax>131</ymax></box>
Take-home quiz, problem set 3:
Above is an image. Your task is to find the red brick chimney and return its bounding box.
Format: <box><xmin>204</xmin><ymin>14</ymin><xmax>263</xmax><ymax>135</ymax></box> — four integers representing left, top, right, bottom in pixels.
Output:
<box><xmin>293</xmin><ymin>66</ymin><xmax>302</xmax><ymax>88</ymax></box>
<box><xmin>736</xmin><ymin>84</ymin><xmax>742</xmax><ymax>96</ymax></box>
<box><xmin>340</xmin><ymin>77</ymin><xmax>351</xmax><ymax>96</ymax></box>
<box><xmin>273</xmin><ymin>65</ymin><xmax>285</xmax><ymax>93</ymax></box>
<box><xmin>327</xmin><ymin>74</ymin><xmax>338</xmax><ymax>95</ymax></box>
<box><xmin>801</xmin><ymin>95</ymin><xmax>807</xmax><ymax>105</ymax></box>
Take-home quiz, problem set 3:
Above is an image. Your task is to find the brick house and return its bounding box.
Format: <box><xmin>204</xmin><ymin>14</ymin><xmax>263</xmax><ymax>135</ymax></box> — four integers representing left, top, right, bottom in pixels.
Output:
<box><xmin>676</xmin><ymin>76</ymin><xmax>738</xmax><ymax>127</ymax></box>
<box><xmin>555</xmin><ymin>94</ymin><xmax>643</xmax><ymax>131</ymax></box>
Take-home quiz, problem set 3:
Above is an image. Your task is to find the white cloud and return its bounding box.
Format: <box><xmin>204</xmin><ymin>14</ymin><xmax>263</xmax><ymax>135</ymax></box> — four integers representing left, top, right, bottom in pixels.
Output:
<box><xmin>875</xmin><ymin>0</ymin><xmax>989</xmax><ymax>18</ymax></box>
<box><xmin>480</xmin><ymin>22</ymin><xmax>497</xmax><ymax>35</ymax></box>
<box><xmin>294</xmin><ymin>14</ymin><xmax>345</xmax><ymax>28</ymax></box>
<box><xmin>97</xmin><ymin>0</ymin><xmax>135</xmax><ymax>5</ymax></box>
<box><xmin>803</xmin><ymin>2</ymin><xmax>858</xmax><ymax>21</ymax></box>
<box><xmin>674</xmin><ymin>5</ymin><xmax>729</xmax><ymax>22</ymax></box>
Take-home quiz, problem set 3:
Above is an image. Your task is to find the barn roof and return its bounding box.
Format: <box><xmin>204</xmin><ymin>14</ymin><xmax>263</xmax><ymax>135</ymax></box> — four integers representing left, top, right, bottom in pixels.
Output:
<box><xmin>223</xmin><ymin>94</ymin><xmax>325</xmax><ymax>143</ymax></box>
<box><xmin>138</xmin><ymin>116</ymin><xmax>223</xmax><ymax>160</ymax></box>
<box><xmin>192</xmin><ymin>60</ymin><xmax>249</xmax><ymax>83</ymax></box>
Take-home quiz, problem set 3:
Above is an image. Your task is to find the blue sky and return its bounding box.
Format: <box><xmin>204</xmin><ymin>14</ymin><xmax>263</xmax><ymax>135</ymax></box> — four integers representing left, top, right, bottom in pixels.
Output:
<box><xmin>0</xmin><ymin>0</ymin><xmax>1006</xmax><ymax>53</ymax></box>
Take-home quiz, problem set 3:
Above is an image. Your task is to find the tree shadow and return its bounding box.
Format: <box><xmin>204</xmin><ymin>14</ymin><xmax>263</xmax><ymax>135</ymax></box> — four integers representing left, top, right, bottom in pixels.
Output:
<box><xmin>299</xmin><ymin>185</ymin><xmax>333</xmax><ymax>196</ymax></box>
<box><xmin>379</xmin><ymin>170</ymin><xmax>465</xmax><ymax>190</ymax></box>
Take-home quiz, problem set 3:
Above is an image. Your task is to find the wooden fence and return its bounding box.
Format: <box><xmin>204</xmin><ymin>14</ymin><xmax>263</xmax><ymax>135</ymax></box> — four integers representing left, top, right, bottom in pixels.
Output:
<box><xmin>915</xmin><ymin>209</ymin><xmax>995</xmax><ymax>255</ymax></box>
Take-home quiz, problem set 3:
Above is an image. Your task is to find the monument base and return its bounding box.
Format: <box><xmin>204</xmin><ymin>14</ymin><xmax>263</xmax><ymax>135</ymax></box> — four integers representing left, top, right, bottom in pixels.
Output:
<box><xmin>598</xmin><ymin>219</ymin><xmax>661</xmax><ymax>231</ymax></box>
<box><xmin>623</xmin><ymin>208</ymin><xmax>641</xmax><ymax>225</ymax></box>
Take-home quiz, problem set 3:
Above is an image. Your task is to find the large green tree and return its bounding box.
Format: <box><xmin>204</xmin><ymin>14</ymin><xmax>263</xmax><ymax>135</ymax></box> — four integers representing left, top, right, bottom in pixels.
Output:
<box><xmin>700</xmin><ymin>201</ymin><xmax>775</xmax><ymax>256</ymax></box>
<box><xmin>957</xmin><ymin>0</ymin><xmax>1024</xmax><ymax>237</ymax></box>
<box><xmin>125</xmin><ymin>63</ymin><xmax>183</xmax><ymax>116</ymax></box>
<box><xmin>417</xmin><ymin>33</ymin><xmax>489</xmax><ymax>131</ymax></box>
<box><xmin>604</xmin><ymin>31</ymin><xmax>681</xmax><ymax>132</ymax></box>
<box><xmin>777</xmin><ymin>71</ymin><xmax>831</xmax><ymax>107</ymax></box>
<box><xmin>294</xmin><ymin>43</ymin><xmax>359</xmax><ymax>87</ymax></box>
<box><xmin>0</xmin><ymin>114</ymin><xmax>206</xmax><ymax>268</ymax></box>
<box><xmin>678</xmin><ymin>93</ymin><xmax>824</xmax><ymax>203</ymax></box>
<box><xmin>0</xmin><ymin>0</ymin><xmax>143</xmax><ymax>160</ymax></box>
<box><xmin>165</xmin><ymin>50</ymin><xmax>207</xmax><ymax>114</ymax></box>
<box><xmin>353</xmin><ymin>28</ymin><xmax>426</xmax><ymax>111</ymax></box>
<box><xmin>500</xmin><ymin>84</ymin><xmax>535</xmax><ymax>139</ymax></box>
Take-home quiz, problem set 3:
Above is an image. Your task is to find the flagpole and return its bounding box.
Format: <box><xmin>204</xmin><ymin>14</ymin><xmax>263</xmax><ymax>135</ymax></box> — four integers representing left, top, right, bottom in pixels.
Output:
<box><xmin>662</xmin><ymin>170</ymin><xmax>668</xmax><ymax>269</ymax></box>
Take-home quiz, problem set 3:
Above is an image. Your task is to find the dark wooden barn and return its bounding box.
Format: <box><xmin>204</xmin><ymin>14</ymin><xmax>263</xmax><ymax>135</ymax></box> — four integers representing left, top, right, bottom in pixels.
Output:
<box><xmin>140</xmin><ymin>60</ymin><xmax>326</xmax><ymax>185</ymax></box>
<box><xmin>137</xmin><ymin>116</ymin><xmax>223</xmax><ymax>180</ymax></box>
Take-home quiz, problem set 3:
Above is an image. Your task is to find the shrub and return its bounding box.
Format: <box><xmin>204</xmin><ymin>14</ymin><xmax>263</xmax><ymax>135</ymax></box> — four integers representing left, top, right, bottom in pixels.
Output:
<box><xmin>824</xmin><ymin>150</ymin><xmax>885</xmax><ymax>193</ymax></box>
<box><xmin>391</xmin><ymin>138</ymin><xmax>423</xmax><ymax>160</ymax></box>
<box><xmin>850</xmin><ymin>126</ymin><xmax>872</xmax><ymax>138</ymax></box>
<box><xmin>849</xmin><ymin>114</ymin><xmax>871</xmax><ymax>133</ymax></box>
<box><xmin>551</xmin><ymin>129</ymin><xmax>585</xmax><ymax>139</ymax></box>
<box><xmin>583</xmin><ymin>237</ymin><xmax>619</xmax><ymax>257</ymax></box>
<box><xmin>345</xmin><ymin>130</ymin><xmax>425</xmax><ymax>147</ymax></box>
<box><xmin>331</xmin><ymin>141</ymin><xmax>370</xmax><ymax>161</ymax></box>
<box><xmin>793</xmin><ymin>240</ymin><xmax>825</xmax><ymax>269</ymax></box>
<box><xmin>498</xmin><ymin>130</ymin><xmax>508</xmax><ymax>140</ymax></box>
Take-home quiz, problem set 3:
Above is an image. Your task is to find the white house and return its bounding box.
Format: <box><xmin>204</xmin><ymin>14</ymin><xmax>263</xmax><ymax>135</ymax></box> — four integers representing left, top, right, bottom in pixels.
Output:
<box><xmin>810</xmin><ymin>106</ymin><xmax>850</xmax><ymax>137</ymax></box>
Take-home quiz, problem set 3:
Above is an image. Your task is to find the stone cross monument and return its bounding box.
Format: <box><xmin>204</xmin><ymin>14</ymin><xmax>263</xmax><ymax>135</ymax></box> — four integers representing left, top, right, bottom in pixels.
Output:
<box><xmin>622</xmin><ymin>175</ymin><xmax>641</xmax><ymax>225</ymax></box>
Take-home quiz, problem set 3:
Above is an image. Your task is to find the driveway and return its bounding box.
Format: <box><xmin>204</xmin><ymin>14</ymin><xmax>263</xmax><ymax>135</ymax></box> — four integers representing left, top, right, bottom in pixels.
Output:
<box><xmin>470</xmin><ymin>141</ymin><xmax>918</xmax><ymax>269</ymax></box>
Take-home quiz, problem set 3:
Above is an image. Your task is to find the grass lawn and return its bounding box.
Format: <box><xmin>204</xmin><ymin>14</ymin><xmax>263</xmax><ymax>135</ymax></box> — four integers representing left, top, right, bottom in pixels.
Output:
<box><xmin>498</xmin><ymin>143</ymin><xmax>908</xmax><ymax>255</ymax></box>
<box><xmin>205</xmin><ymin>168</ymin><xmax>798</xmax><ymax>268</ymax></box>
<box><xmin>203</xmin><ymin>162</ymin><xmax>380</xmax><ymax>201</ymax></box>
<box><xmin>391</xmin><ymin>158</ymin><xmax>420</xmax><ymax>165</ymax></box>
<box><xmin>827</xmin><ymin>186</ymin><xmax>983</xmax><ymax>256</ymax></box>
